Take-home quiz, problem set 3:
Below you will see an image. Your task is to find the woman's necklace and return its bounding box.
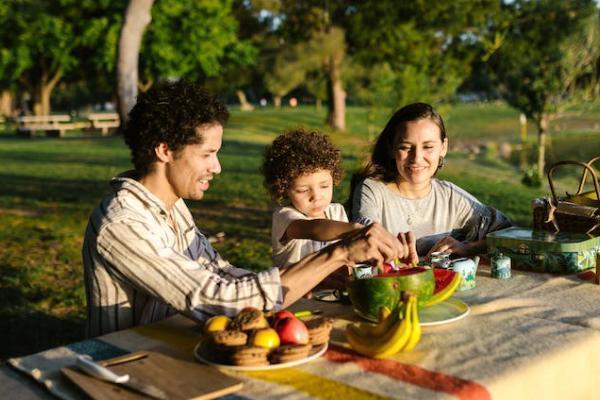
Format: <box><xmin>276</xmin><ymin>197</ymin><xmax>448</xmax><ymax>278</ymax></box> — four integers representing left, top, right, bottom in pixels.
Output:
<box><xmin>400</xmin><ymin>197</ymin><xmax>419</xmax><ymax>226</ymax></box>
<box><xmin>395</xmin><ymin>182</ymin><xmax>429</xmax><ymax>226</ymax></box>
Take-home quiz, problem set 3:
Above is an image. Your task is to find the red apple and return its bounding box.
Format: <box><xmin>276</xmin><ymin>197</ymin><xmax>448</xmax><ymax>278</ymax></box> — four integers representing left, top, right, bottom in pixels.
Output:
<box><xmin>274</xmin><ymin>317</ymin><xmax>309</xmax><ymax>345</ymax></box>
<box><xmin>273</xmin><ymin>310</ymin><xmax>295</xmax><ymax>324</ymax></box>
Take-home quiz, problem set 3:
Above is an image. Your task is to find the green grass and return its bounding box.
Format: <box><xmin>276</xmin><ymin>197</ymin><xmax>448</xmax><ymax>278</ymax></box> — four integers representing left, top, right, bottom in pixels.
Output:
<box><xmin>0</xmin><ymin>102</ymin><xmax>598</xmax><ymax>359</ymax></box>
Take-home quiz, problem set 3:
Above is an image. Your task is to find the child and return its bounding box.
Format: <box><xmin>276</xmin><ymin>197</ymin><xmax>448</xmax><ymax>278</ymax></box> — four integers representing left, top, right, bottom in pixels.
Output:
<box><xmin>262</xmin><ymin>129</ymin><xmax>363</xmax><ymax>269</ymax></box>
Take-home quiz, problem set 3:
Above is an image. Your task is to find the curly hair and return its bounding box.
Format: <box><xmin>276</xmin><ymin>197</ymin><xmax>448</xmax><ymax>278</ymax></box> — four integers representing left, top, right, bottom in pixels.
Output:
<box><xmin>262</xmin><ymin>129</ymin><xmax>343</xmax><ymax>204</ymax></box>
<box><xmin>123</xmin><ymin>81</ymin><xmax>229</xmax><ymax>176</ymax></box>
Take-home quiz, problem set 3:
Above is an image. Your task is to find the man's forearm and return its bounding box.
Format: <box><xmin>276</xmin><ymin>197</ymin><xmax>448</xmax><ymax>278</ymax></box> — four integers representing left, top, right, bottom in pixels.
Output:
<box><xmin>280</xmin><ymin>244</ymin><xmax>349</xmax><ymax>308</ymax></box>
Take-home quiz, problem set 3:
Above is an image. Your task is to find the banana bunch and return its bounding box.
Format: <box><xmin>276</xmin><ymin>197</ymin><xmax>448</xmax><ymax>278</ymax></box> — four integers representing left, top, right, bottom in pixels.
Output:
<box><xmin>345</xmin><ymin>293</ymin><xmax>421</xmax><ymax>358</ymax></box>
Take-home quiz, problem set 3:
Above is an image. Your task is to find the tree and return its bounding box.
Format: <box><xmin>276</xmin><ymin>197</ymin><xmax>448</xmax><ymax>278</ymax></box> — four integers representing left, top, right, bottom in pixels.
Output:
<box><xmin>489</xmin><ymin>0</ymin><xmax>598</xmax><ymax>178</ymax></box>
<box><xmin>0</xmin><ymin>1</ymin><xmax>125</xmax><ymax>116</ymax></box>
<box><xmin>117</xmin><ymin>0</ymin><xmax>154</xmax><ymax>126</ymax></box>
<box><xmin>263</xmin><ymin>44</ymin><xmax>306</xmax><ymax>107</ymax></box>
<box><xmin>346</xmin><ymin>0</ymin><xmax>500</xmax><ymax>111</ymax></box>
<box><xmin>256</xmin><ymin>0</ymin><xmax>349</xmax><ymax>130</ymax></box>
<box><xmin>0</xmin><ymin>0</ymin><xmax>79</xmax><ymax>115</ymax></box>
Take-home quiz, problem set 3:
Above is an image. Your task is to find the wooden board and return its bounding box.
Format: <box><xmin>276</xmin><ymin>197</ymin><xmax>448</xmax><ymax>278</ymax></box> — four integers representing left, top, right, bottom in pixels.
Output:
<box><xmin>61</xmin><ymin>351</ymin><xmax>243</xmax><ymax>400</ymax></box>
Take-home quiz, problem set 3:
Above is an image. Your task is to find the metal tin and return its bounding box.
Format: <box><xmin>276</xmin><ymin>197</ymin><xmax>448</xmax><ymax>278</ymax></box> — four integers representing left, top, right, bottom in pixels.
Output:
<box><xmin>430</xmin><ymin>251</ymin><xmax>452</xmax><ymax>269</ymax></box>
<box><xmin>487</xmin><ymin>227</ymin><xmax>599</xmax><ymax>273</ymax></box>
<box><xmin>352</xmin><ymin>264</ymin><xmax>374</xmax><ymax>280</ymax></box>
<box><xmin>491</xmin><ymin>253</ymin><xmax>511</xmax><ymax>279</ymax></box>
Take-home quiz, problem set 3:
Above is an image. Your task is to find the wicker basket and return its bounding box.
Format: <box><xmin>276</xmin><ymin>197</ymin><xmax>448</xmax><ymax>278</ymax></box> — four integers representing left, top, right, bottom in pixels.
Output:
<box><xmin>532</xmin><ymin>159</ymin><xmax>600</xmax><ymax>235</ymax></box>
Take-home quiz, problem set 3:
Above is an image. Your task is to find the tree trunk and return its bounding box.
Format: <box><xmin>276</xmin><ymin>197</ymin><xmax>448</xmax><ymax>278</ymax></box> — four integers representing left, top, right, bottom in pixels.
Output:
<box><xmin>236</xmin><ymin>90</ymin><xmax>254</xmax><ymax>111</ymax></box>
<box><xmin>32</xmin><ymin>69</ymin><xmax>62</xmax><ymax>116</ymax></box>
<box><xmin>0</xmin><ymin>90</ymin><xmax>13</xmax><ymax>117</ymax></box>
<box><xmin>537</xmin><ymin>114</ymin><xmax>548</xmax><ymax>180</ymax></box>
<box><xmin>325</xmin><ymin>55</ymin><xmax>346</xmax><ymax>131</ymax></box>
<box><xmin>315</xmin><ymin>98</ymin><xmax>322</xmax><ymax>111</ymax></box>
<box><xmin>273</xmin><ymin>95</ymin><xmax>282</xmax><ymax>108</ymax></box>
<box><xmin>117</xmin><ymin>0</ymin><xmax>154</xmax><ymax>129</ymax></box>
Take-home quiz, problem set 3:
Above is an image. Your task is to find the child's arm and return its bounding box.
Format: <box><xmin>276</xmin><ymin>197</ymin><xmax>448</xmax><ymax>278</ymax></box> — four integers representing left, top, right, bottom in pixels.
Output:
<box><xmin>284</xmin><ymin>219</ymin><xmax>363</xmax><ymax>242</ymax></box>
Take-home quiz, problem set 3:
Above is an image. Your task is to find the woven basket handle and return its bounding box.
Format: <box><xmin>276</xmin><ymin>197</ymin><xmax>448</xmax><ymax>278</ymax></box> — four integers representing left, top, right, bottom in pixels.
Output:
<box><xmin>547</xmin><ymin>160</ymin><xmax>600</xmax><ymax>204</ymax></box>
<box><xmin>574</xmin><ymin>155</ymin><xmax>600</xmax><ymax>196</ymax></box>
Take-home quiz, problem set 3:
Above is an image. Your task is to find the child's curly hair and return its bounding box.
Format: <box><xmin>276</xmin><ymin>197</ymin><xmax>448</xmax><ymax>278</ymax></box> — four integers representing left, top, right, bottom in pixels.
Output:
<box><xmin>262</xmin><ymin>128</ymin><xmax>343</xmax><ymax>204</ymax></box>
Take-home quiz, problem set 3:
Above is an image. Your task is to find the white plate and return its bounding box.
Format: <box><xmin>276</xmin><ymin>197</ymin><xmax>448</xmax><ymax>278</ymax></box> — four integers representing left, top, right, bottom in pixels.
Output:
<box><xmin>419</xmin><ymin>297</ymin><xmax>470</xmax><ymax>326</ymax></box>
<box><xmin>194</xmin><ymin>342</ymin><xmax>328</xmax><ymax>372</ymax></box>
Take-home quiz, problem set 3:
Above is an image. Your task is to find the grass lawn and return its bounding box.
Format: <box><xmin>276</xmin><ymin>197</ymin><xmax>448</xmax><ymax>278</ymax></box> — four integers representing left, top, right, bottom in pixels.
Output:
<box><xmin>0</xmin><ymin>101</ymin><xmax>598</xmax><ymax>359</ymax></box>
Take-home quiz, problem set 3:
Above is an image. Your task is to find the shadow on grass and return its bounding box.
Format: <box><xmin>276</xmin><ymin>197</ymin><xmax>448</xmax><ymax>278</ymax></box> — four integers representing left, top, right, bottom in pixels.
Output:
<box><xmin>0</xmin><ymin>173</ymin><xmax>113</xmax><ymax>204</ymax></box>
<box><xmin>0</xmin><ymin>311</ymin><xmax>85</xmax><ymax>360</ymax></box>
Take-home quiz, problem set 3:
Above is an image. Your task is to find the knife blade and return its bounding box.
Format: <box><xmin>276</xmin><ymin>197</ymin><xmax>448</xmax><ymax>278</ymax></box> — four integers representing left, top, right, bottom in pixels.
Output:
<box><xmin>76</xmin><ymin>355</ymin><xmax>168</xmax><ymax>399</ymax></box>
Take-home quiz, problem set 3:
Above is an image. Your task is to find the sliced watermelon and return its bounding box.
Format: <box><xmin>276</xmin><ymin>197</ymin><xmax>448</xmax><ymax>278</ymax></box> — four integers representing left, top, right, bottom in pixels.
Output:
<box><xmin>424</xmin><ymin>268</ymin><xmax>461</xmax><ymax>307</ymax></box>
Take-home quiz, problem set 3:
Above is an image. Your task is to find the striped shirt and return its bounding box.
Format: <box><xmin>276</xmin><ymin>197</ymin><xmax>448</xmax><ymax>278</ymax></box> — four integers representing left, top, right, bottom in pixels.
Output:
<box><xmin>82</xmin><ymin>171</ymin><xmax>283</xmax><ymax>337</ymax></box>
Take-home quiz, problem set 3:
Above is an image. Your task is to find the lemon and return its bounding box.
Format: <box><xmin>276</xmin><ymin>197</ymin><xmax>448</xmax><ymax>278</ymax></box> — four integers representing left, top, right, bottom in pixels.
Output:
<box><xmin>203</xmin><ymin>315</ymin><xmax>231</xmax><ymax>335</ymax></box>
<box><xmin>250</xmin><ymin>328</ymin><xmax>280</xmax><ymax>349</ymax></box>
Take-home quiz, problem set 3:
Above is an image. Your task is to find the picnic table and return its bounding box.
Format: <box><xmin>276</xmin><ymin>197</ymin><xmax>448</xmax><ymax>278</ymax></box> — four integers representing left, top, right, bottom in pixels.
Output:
<box><xmin>16</xmin><ymin>113</ymin><xmax>120</xmax><ymax>137</ymax></box>
<box><xmin>3</xmin><ymin>265</ymin><xmax>600</xmax><ymax>399</ymax></box>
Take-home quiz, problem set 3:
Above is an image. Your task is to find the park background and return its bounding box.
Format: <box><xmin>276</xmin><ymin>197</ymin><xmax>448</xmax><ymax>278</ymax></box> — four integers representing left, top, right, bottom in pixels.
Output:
<box><xmin>0</xmin><ymin>0</ymin><xmax>599</xmax><ymax>360</ymax></box>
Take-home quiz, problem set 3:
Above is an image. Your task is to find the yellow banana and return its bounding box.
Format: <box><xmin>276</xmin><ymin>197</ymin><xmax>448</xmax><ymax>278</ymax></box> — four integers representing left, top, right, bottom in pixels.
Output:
<box><xmin>357</xmin><ymin>305</ymin><xmax>399</xmax><ymax>337</ymax></box>
<box><xmin>374</xmin><ymin>297</ymin><xmax>413</xmax><ymax>358</ymax></box>
<box><xmin>401</xmin><ymin>297</ymin><xmax>421</xmax><ymax>351</ymax></box>
<box><xmin>345</xmin><ymin>298</ymin><xmax>412</xmax><ymax>358</ymax></box>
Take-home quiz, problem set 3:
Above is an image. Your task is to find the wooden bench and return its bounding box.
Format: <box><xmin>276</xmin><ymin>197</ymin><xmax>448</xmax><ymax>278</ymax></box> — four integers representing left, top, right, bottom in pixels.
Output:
<box><xmin>88</xmin><ymin>112</ymin><xmax>120</xmax><ymax>135</ymax></box>
<box><xmin>17</xmin><ymin>115</ymin><xmax>83</xmax><ymax>137</ymax></box>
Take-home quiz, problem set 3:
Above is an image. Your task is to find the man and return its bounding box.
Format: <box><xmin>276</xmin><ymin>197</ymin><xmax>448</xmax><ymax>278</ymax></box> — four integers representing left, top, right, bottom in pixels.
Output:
<box><xmin>83</xmin><ymin>81</ymin><xmax>416</xmax><ymax>337</ymax></box>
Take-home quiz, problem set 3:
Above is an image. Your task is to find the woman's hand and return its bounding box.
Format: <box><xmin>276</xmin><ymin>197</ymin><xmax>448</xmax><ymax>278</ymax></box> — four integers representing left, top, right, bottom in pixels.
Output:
<box><xmin>427</xmin><ymin>236</ymin><xmax>472</xmax><ymax>258</ymax></box>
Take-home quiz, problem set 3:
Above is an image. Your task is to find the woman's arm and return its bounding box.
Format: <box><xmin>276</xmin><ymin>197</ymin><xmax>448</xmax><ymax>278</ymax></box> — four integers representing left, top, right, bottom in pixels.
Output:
<box><xmin>426</xmin><ymin>236</ymin><xmax>486</xmax><ymax>258</ymax></box>
<box><xmin>285</xmin><ymin>219</ymin><xmax>363</xmax><ymax>242</ymax></box>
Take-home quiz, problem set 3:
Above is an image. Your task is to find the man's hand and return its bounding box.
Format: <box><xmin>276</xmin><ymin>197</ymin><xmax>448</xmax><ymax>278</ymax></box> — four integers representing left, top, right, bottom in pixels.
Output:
<box><xmin>341</xmin><ymin>223</ymin><xmax>417</xmax><ymax>268</ymax></box>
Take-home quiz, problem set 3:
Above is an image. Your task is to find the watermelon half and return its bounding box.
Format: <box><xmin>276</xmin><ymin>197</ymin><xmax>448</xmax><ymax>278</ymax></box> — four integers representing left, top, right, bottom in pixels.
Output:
<box><xmin>346</xmin><ymin>267</ymin><xmax>435</xmax><ymax>322</ymax></box>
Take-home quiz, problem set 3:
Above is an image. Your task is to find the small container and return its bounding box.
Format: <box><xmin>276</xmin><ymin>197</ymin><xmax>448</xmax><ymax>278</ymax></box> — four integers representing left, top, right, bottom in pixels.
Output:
<box><xmin>450</xmin><ymin>257</ymin><xmax>479</xmax><ymax>291</ymax></box>
<box><xmin>491</xmin><ymin>253</ymin><xmax>511</xmax><ymax>279</ymax></box>
<box><xmin>352</xmin><ymin>264</ymin><xmax>374</xmax><ymax>280</ymax></box>
<box><xmin>431</xmin><ymin>251</ymin><xmax>452</xmax><ymax>269</ymax></box>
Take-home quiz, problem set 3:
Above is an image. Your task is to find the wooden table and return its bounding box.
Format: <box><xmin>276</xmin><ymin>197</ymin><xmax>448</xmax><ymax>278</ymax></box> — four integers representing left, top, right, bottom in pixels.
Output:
<box><xmin>3</xmin><ymin>266</ymin><xmax>600</xmax><ymax>399</ymax></box>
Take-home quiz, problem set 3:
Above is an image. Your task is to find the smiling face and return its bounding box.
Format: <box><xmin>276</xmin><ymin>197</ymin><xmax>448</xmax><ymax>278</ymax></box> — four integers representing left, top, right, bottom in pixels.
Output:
<box><xmin>393</xmin><ymin>118</ymin><xmax>448</xmax><ymax>192</ymax></box>
<box><xmin>163</xmin><ymin>123</ymin><xmax>223</xmax><ymax>202</ymax></box>
<box><xmin>286</xmin><ymin>169</ymin><xmax>334</xmax><ymax>218</ymax></box>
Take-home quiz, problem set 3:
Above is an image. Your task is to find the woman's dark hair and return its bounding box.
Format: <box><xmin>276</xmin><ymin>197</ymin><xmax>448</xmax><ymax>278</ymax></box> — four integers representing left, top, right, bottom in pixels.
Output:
<box><xmin>347</xmin><ymin>102</ymin><xmax>446</xmax><ymax>213</ymax></box>
<box><xmin>123</xmin><ymin>81</ymin><xmax>229</xmax><ymax>176</ymax></box>
<box><xmin>262</xmin><ymin>128</ymin><xmax>343</xmax><ymax>204</ymax></box>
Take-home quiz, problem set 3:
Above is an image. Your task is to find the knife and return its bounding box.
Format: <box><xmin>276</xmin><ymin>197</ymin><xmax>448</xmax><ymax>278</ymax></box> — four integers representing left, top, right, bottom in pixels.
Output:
<box><xmin>76</xmin><ymin>355</ymin><xmax>168</xmax><ymax>399</ymax></box>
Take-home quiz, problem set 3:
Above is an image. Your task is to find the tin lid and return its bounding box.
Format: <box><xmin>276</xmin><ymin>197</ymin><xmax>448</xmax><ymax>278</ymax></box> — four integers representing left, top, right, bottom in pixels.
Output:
<box><xmin>486</xmin><ymin>227</ymin><xmax>600</xmax><ymax>252</ymax></box>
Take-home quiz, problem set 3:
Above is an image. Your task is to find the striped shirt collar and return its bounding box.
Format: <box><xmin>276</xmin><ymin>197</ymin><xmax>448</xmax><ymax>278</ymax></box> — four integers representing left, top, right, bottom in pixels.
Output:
<box><xmin>110</xmin><ymin>170</ymin><xmax>170</xmax><ymax>217</ymax></box>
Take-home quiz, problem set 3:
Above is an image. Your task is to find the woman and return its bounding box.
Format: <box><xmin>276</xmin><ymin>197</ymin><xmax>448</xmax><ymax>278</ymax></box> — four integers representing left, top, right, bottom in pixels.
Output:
<box><xmin>350</xmin><ymin>102</ymin><xmax>511</xmax><ymax>257</ymax></box>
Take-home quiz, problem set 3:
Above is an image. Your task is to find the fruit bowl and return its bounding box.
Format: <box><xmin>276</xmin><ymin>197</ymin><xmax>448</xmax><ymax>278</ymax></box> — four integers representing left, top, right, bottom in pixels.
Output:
<box><xmin>346</xmin><ymin>267</ymin><xmax>435</xmax><ymax>322</ymax></box>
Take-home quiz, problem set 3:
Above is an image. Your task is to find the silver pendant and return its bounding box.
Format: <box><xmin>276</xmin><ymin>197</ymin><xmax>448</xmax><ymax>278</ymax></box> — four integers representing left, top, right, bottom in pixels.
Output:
<box><xmin>406</xmin><ymin>215</ymin><xmax>412</xmax><ymax>225</ymax></box>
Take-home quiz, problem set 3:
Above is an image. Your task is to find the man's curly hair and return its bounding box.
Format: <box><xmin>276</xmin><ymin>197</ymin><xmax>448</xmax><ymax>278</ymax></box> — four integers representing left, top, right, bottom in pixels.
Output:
<box><xmin>262</xmin><ymin>129</ymin><xmax>343</xmax><ymax>204</ymax></box>
<box><xmin>123</xmin><ymin>81</ymin><xmax>229</xmax><ymax>176</ymax></box>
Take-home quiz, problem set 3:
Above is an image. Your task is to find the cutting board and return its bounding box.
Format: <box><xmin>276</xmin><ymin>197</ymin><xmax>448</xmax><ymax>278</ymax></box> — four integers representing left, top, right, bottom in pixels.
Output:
<box><xmin>61</xmin><ymin>351</ymin><xmax>243</xmax><ymax>400</ymax></box>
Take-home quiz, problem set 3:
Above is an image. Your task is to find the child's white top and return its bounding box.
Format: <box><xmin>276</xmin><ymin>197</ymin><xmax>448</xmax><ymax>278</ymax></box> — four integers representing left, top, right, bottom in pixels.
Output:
<box><xmin>271</xmin><ymin>203</ymin><xmax>348</xmax><ymax>268</ymax></box>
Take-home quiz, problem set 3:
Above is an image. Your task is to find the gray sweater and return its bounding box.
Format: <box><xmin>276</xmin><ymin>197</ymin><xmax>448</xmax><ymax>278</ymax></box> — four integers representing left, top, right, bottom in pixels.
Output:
<box><xmin>351</xmin><ymin>178</ymin><xmax>511</xmax><ymax>254</ymax></box>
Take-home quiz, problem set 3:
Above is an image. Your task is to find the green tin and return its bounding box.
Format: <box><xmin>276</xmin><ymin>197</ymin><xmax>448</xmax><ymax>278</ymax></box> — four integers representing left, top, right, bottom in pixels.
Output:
<box><xmin>486</xmin><ymin>227</ymin><xmax>600</xmax><ymax>273</ymax></box>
